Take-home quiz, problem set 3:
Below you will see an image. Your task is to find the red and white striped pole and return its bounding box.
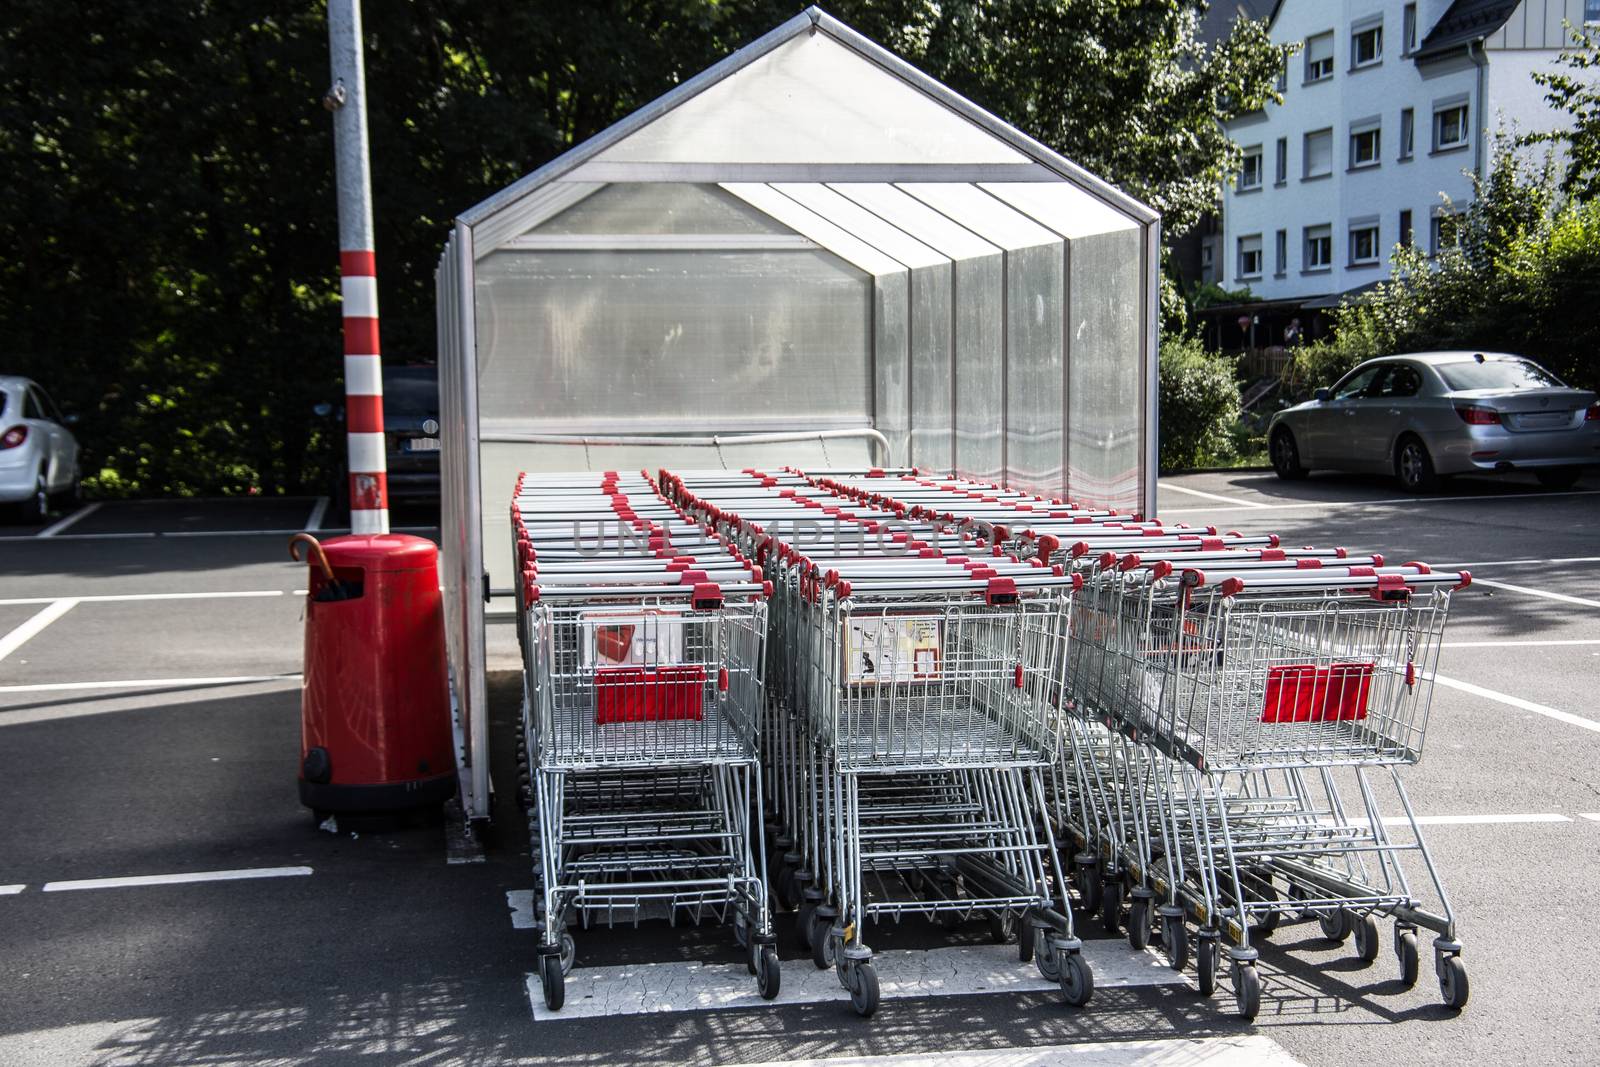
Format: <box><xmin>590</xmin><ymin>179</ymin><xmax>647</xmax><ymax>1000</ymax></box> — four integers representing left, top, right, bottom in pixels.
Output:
<box><xmin>326</xmin><ymin>0</ymin><xmax>388</xmax><ymax>535</ymax></box>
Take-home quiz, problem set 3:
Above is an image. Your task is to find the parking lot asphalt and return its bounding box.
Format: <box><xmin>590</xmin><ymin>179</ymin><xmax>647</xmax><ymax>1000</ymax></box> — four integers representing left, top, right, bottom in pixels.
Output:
<box><xmin>1</xmin><ymin>475</ymin><xmax>1597</xmax><ymax>1066</ymax></box>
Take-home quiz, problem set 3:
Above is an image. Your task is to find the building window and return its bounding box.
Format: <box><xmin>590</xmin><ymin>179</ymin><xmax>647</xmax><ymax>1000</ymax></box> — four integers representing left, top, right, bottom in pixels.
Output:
<box><xmin>1201</xmin><ymin>242</ymin><xmax>1214</xmax><ymax>275</ymax></box>
<box><xmin>1238</xmin><ymin>234</ymin><xmax>1263</xmax><ymax>279</ymax></box>
<box><xmin>1350</xmin><ymin>123</ymin><xmax>1381</xmax><ymax>168</ymax></box>
<box><xmin>1350</xmin><ymin>221</ymin><xmax>1381</xmax><ymax>265</ymax></box>
<box><xmin>1304</xmin><ymin>128</ymin><xmax>1333</xmax><ymax>178</ymax></box>
<box><xmin>1275</xmin><ymin>137</ymin><xmax>1288</xmax><ymax>184</ymax></box>
<box><xmin>1304</xmin><ymin>224</ymin><xmax>1332</xmax><ymax>271</ymax></box>
<box><xmin>1431</xmin><ymin>212</ymin><xmax>1462</xmax><ymax>255</ymax></box>
<box><xmin>1434</xmin><ymin>102</ymin><xmax>1470</xmax><ymax>151</ymax></box>
<box><xmin>1588</xmin><ymin>0</ymin><xmax>1600</xmax><ymax>25</ymax></box>
<box><xmin>1399</xmin><ymin>108</ymin><xmax>1415</xmax><ymax>159</ymax></box>
<box><xmin>1240</xmin><ymin>145</ymin><xmax>1263</xmax><ymax>190</ymax></box>
<box><xmin>1403</xmin><ymin>4</ymin><xmax>1418</xmax><ymax>53</ymax></box>
<box><xmin>1351</xmin><ymin>21</ymin><xmax>1383</xmax><ymax>68</ymax></box>
<box><xmin>1305</xmin><ymin>32</ymin><xmax>1335</xmax><ymax>82</ymax></box>
<box><xmin>1400</xmin><ymin>209</ymin><xmax>1414</xmax><ymax>248</ymax></box>
<box><xmin>1275</xmin><ymin>229</ymin><xmax>1288</xmax><ymax>275</ymax></box>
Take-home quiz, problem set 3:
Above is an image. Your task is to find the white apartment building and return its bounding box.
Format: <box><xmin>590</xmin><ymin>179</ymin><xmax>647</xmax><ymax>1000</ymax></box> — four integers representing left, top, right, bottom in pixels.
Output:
<box><xmin>1217</xmin><ymin>0</ymin><xmax>1595</xmax><ymax>307</ymax></box>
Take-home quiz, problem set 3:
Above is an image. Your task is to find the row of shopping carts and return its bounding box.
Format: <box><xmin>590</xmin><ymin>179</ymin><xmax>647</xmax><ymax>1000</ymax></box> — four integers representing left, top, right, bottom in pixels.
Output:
<box><xmin>512</xmin><ymin>464</ymin><xmax>1472</xmax><ymax>1020</ymax></box>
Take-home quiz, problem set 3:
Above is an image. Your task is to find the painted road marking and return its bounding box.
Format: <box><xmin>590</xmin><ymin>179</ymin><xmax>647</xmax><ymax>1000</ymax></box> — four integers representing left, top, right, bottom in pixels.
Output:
<box><xmin>0</xmin><ymin>525</ymin><xmax>432</xmax><ymax>543</ymax></box>
<box><xmin>526</xmin><ymin>940</ymin><xmax>1182</xmax><ymax>1021</ymax></box>
<box><xmin>0</xmin><ymin>590</ymin><xmax>288</xmax><ymax>607</ymax></box>
<box><xmin>1159</xmin><ymin>483</ymin><xmax>1270</xmax><ymax>509</ymax></box>
<box><xmin>1469</xmin><ymin>578</ymin><xmax>1600</xmax><ymax>610</ymax></box>
<box><xmin>0</xmin><ymin>599</ymin><xmax>78</xmax><ymax>664</ymax></box>
<box><xmin>41</xmin><ymin>866</ymin><xmax>312</xmax><ymax>892</ymax></box>
<box><xmin>305</xmin><ymin>495</ymin><xmax>330</xmax><ymax>531</ymax></box>
<box><xmin>0</xmin><ymin>674</ymin><xmax>301</xmax><ymax>695</ymax></box>
<box><xmin>1404</xmin><ymin>813</ymin><xmax>1570</xmax><ymax>826</ymax></box>
<box><xmin>1443</xmin><ymin>639</ymin><xmax>1600</xmax><ymax>648</ymax></box>
<box><xmin>1159</xmin><ymin>488</ymin><xmax>1600</xmax><ymax>515</ymax></box>
<box><xmin>36</xmin><ymin>503</ymin><xmax>101</xmax><ymax>538</ymax></box>
<box><xmin>1431</xmin><ymin>672</ymin><xmax>1600</xmax><ymax>735</ymax></box>
<box><xmin>1</xmin><ymin>885</ymin><xmax>24</xmax><ymax>895</ymax></box>
<box><xmin>1580</xmin><ymin>814</ymin><xmax>1600</xmax><ymax>822</ymax></box>
<box><xmin>728</xmin><ymin>1036</ymin><xmax>1308</xmax><ymax>1067</ymax></box>
<box><xmin>1449</xmin><ymin>556</ymin><xmax>1600</xmax><ymax>569</ymax></box>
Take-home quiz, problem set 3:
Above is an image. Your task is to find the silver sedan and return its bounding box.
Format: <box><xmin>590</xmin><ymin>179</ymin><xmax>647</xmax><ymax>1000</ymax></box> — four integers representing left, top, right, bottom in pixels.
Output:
<box><xmin>1267</xmin><ymin>352</ymin><xmax>1600</xmax><ymax>492</ymax></box>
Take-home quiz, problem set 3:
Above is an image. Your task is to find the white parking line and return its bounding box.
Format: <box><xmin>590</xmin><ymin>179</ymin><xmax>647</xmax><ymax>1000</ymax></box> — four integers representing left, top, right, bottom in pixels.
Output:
<box><xmin>1449</xmin><ymin>556</ymin><xmax>1600</xmax><ymax>569</ymax></box>
<box><xmin>1160</xmin><ymin>488</ymin><xmax>1600</xmax><ymax>515</ymax></box>
<box><xmin>526</xmin><ymin>940</ymin><xmax>1181</xmax><ymax>1021</ymax></box>
<box><xmin>0</xmin><ymin>531</ymin><xmax>156</xmax><ymax>542</ymax></box>
<box><xmin>0</xmin><ymin>590</ymin><xmax>287</xmax><ymax>607</ymax></box>
<box><xmin>1469</xmin><ymin>578</ymin><xmax>1600</xmax><ymax>609</ymax></box>
<box><xmin>305</xmin><ymin>495</ymin><xmax>329</xmax><ymax>531</ymax></box>
<box><xmin>1404</xmin><ymin>813</ymin><xmax>1571</xmax><ymax>826</ymax></box>
<box><xmin>1431</xmin><ymin>672</ymin><xmax>1600</xmax><ymax>735</ymax></box>
<box><xmin>41</xmin><ymin>866</ymin><xmax>312</xmax><ymax>892</ymax></box>
<box><xmin>1159</xmin><ymin>483</ymin><xmax>1270</xmax><ymax>508</ymax></box>
<box><xmin>729</xmin><ymin>1036</ymin><xmax>1308</xmax><ymax>1067</ymax></box>
<box><xmin>1580</xmin><ymin>814</ymin><xmax>1600</xmax><ymax>822</ymax></box>
<box><xmin>0</xmin><ymin>884</ymin><xmax>24</xmax><ymax>895</ymax></box>
<box><xmin>0</xmin><ymin>674</ymin><xmax>300</xmax><ymax>694</ymax></box>
<box><xmin>36</xmin><ymin>502</ymin><xmax>101</xmax><ymax>538</ymax></box>
<box><xmin>0</xmin><ymin>599</ymin><xmax>78</xmax><ymax>663</ymax></box>
<box><xmin>1442</xmin><ymin>639</ymin><xmax>1600</xmax><ymax>648</ymax></box>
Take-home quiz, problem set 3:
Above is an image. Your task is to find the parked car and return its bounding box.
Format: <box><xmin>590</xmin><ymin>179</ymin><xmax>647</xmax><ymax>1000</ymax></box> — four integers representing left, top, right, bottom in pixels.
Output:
<box><xmin>319</xmin><ymin>364</ymin><xmax>441</xmax><ymax>515</ymax></box>
<box><xmin>0</xmin><ymin>375</ymin><xmax>81</xmax><ymax>523</ymax></box>
<box><xmin>1268</xmin><ymin>352</ymin><xmax>1600</xmax><ymax>492</ymax></box>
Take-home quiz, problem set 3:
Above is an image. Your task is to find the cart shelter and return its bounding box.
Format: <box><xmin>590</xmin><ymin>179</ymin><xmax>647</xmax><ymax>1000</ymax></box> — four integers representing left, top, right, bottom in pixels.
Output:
<box><xmin>436</xmin><ymin>7</ymin><xmax>1159</xmax><ymax>821</ymax></box>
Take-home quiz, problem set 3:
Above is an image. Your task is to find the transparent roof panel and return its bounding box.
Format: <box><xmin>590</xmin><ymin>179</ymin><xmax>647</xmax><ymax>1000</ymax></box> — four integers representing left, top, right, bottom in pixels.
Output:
<box><xmin>771</xmin><ymin>183</ymin><xmax>947</xmax><ymax>269</ymax></box>
<box><xmin>981</xmin><ymin>182</ymin><xmax>1140</xmax><ymax>239</ymax></box>
<box><xmin>896</xmin><ymin>183</ymin><xmax>1059</xmax><ymax>251</ymax></box>
<box><xmin>591</xmin><ymin>34</ymin><xmax>1030</xmax><ymax>166</ymax></box>
<box><xmin>720</xmin><ymin>183</ymin><xmax>907</xmax><ymax>277</ymax></box>
<box><xmin>535</xmin><ymin>182</ymin><xmax>790</xmax><ymax>235</ymax></box>
<box><xmin>828</xmin><ymin>184</ymin><xmax>998</xmax><ymax>261</ymax></box>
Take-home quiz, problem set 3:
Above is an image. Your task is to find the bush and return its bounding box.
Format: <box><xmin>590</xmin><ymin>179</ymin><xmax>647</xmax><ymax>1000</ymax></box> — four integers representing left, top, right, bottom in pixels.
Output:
<box><xmin>1159</xmin><ymin>333</ymin><xmax>1241</xmax><ymax>470</ymax></box>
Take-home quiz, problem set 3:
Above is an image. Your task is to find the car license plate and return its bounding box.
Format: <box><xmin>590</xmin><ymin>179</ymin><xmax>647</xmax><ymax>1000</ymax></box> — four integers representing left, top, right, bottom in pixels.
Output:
<box><xmin>1516</xmin><ymin>412</ymin><xmax>1568</xmax><ymax>429</ymax></box>
<box><xmin>405</xmin><ymin>437</ymin><xmax>441</xmax><ymax>452</ymax></box>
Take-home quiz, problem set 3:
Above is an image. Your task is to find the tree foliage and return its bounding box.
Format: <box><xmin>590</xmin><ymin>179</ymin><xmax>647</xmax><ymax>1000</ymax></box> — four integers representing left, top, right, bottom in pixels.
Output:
<box><xmin>0</xmin><ymin>1</ymin><xmax>1280</xmax><ymax>496</ymax></box>
<box><xmin>1158</xmin><ymin>331</ymin><xmax>1240</xmax><ymax>470</ymax></box>
<box><xmin>1528</xmin><ymin>21</ymin><xmax>1600</xmax><ymax>202</ymax></box>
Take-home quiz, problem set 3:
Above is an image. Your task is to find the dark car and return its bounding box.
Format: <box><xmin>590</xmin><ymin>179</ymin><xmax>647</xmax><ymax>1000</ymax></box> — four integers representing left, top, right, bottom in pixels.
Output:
<box><xmin>323</xmin><ymin>364</ymin><xmax>440</xmax><ymax>514</ymax></box>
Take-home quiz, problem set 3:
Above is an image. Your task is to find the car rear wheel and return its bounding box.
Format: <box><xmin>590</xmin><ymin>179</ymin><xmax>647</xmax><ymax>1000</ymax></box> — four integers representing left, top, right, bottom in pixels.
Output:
<box><xmin>1535</xmin><ymin>467</ymin><xmax>1582</xmax><ymax>490</ymax></box>
<box><xmin>1396</xmin><ymin>437</ymin><xmax>1439</xmax><ymax>494</ymax></box>
<box><xmin>1270</xmin><ymin>428</ymin><xmax>1308</xmax><ymax>480</ymax></box>
<box><xmin>13</xmin><ymin>473</ymin><xmax>49</xmax><ymax>525</ymax></box>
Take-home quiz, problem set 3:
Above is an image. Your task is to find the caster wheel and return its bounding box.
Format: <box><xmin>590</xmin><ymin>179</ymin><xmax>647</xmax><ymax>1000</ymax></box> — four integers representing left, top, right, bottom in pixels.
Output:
<box><xmin>797</xmin><ymin>903</ymin><xmax>817</xmax><ymax>950</ymax></box>
<box><xmin>1352</xmin><ymin>913</ymin><xmax>1380</xmax><ymax>964</ymax></box>
<box><xmin>812</xmin><ymin>917</ymin><xmax>837</xmax><ymax>971</ymax></box>
<box><xmin>1059</xmin><ymin>951</ymin><xmax>1094</xmax><ymax>1007</ymax></box>
<box><xmin>1196</xmin><ymin>936</ymin><xmax>1218</xmax><ymax>997</ymax></box>
<box><xmin>1163</xmin><ymin>915</ymin><xmax>1189</xmax><ymax>971</ymax></box>
<box><xmin>559</xmin><ymin>932</ymin><xmax>576</xmax><ymax>977</ymax></box>
<box><xmin>1034</xmin><ymin>929</ymin><xmax>1062</xmax><ymax>982</ymax></box>
<box><xmin>1076</xmin><ymin>865</ymin><xmax>1101</xmax><ymax>913</ymax></box>
<box><xmin>849</xmin><ymin>961</ymin><xmax>880</xmax><ymax>1018</ymax></box>
<box><xmin>1100</xmin><ymin>880</ymin><xmax>1123</xmax><ymax>935</ymax></box>
<box><xmin>539</xmin><ymin>953</ymin><xmax>565</xmax><ymax>1011</ymax></box>
<box><xmin>1232</xmin><ymin>962</ymin><xmax>1261</xmax><ymax>1021</ymax></box>
<box><xmin>1395</xmin><ymin>928</ymin><xmax>1419</xmax><ymax>988</ymax></box>
<box><xmin>1318</xmin><ymin>908</ymin><xmax>1351</xmax><ymax>942</ymax></box>
<box><xmin>735</xmin><ymin>914</ymin><xmax>750</xmax><ymax>948</ymax></box>
<box><xmin>1438</xmin><ymin>955</ymin><xmax>1469</xmax><ymax>1009</ymax></box>
<box><xmin>780</xmin><ymin>870</ymin><xmax>803</xmax><ymax>911</ymax></box>
<box><xmin>1127</xmin><ymin>897</ymin><xmax>1151</xmax><ymax>950</ymax></box>
<box><xmin>756</xmin><ymin>946</ymin><xmax>782</xmax><ymax>1000</ymax></box>
<box><xmin>988</xmin><ymin>911</ymin><xmax>1016</xmax><ymax>945</ymax></box>
<box><xmin>1018</xmin><ymin>924</ymin><xmax>1035</xmax><ymax>964</ymax></box>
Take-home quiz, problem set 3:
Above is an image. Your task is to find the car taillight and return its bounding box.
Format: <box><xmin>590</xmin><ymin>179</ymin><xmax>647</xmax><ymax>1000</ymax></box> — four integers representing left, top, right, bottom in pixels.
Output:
<box><xmin>0</xmin><ymin>425</ymin><xmax>27</xmax><ymax>449</ymax></box>
<box><xmin>1587</xmin><ymin>403</ymin><xmax>1599</xmax><ymax>422</ymax></box>
<box><xmin>1454</xmin><ymin>405</ymin><xmax>1501</xmax><ymax>425</ymax></box>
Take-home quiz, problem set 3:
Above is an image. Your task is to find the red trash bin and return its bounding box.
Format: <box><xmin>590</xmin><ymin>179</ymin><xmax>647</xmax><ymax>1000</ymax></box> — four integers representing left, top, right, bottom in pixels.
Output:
<box><xmin>291</xmin><ymin>533</ymin><xmax>457</xmax><ymax>814</ymax></box>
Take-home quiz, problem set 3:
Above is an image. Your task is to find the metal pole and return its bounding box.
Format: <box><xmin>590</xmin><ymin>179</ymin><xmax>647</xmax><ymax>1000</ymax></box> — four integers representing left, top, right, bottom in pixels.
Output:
<box><xmin>326</xmin><ymin>0</ymin><xmax>389</xmax><ymax>535</ymax></box>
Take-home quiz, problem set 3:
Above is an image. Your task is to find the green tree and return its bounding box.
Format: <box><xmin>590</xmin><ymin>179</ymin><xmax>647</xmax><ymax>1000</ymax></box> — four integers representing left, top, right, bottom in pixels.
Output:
<box><xmin>1528</xmin><ymin>21</ymin><xmax>1600</xmax><ymax>201</ymax></box>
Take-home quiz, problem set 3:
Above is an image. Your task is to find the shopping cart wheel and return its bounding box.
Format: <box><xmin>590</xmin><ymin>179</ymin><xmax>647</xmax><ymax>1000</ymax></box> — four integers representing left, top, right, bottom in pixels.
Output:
<box><xmin>560</xmin><ymin>932</ymin><xmax>576</xmax><ymax>977</ymax></box>
<box><xmin>1232</xmin><ymin>962</ymin><xmax>1261</xmax><ymax>1020</ymax></box>
<box><xmin>797</xmin><ymin>902</ymin><xmax>817</xmax><ymax>950</ymax></box>
<box><xmin>539</xmin><ymin>953</ymin><xmax>565</xmax><ymax>1012</ymax></box>
<box><xmin>1394</xmin><ymin>927</ymin><xmax>1420</xmax><ymax>987</ymax></box>
<box><xmin>1074</xmin><ymin>856</ymin><xmax>1101</xmax><ymax>913</ymax></box>
<box><xmin>848</xmin><ymin>961</ymin><xmax>880</xmax><ymax>1018</ymax></box>
<box><xmin>1352</xmin><ymin>914</ymin><xmax>1380</xmax><ymax>964</ymax></box>
<box><xmin>1034</xmin><ymin>929</ymin><xmax>1062</xmax><ymax>982</ymax></box>
<box><xmin>988</xmin><ymin>911</ymin><xmax>1016</xmax><ymax>945</ymax></box>
<box><xmin>1018</xmin><ymin>922</ymin><xmax>1036</xmax><ymax>963</ymax></box>
<box><xmin>1100</xmin><ymin>879</ymin><xmax>1124</xmax><ymax>935</ymax></box>
<box><xmin>756</xmin><ymin>947</ymin><xmax>782</xmax><ymax>1000</ymax></box>
<box><xmin>1195</xmin><ymin>934</ymin><xmax>1219</xmax><ymax>997</ymax></box>
<box><xmin>1127</xmin><ymin>896</ymin><xmax>1151</xmax><ymax>950</ymax></box>
<box><xmin>1438</xmin><ymin>955</ymin><xmax>1469</xmax><ymax>1009</ymax></box>
<box><xmin>1059</xmin><ymin>952</ymin><xmax>1094</xmax><ymax>1008</ymax></box>
<box><xmin>1162</xmin><ymin>913</ymin><xmax>1189</xmax><ymax>971</ymax></box>
<box><xmin>812</xmin><ymin>915</ymin><xmax>839</xmax><ymax>970</ymax></box>
<box><xmin>1318</xmin><ymin>908</ymin><xmax>1352</xmax><ymax>942</ymax></box>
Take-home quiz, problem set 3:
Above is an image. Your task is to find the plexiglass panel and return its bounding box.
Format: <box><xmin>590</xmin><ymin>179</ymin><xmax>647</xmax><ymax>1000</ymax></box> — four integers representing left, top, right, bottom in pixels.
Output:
<box><xmin>592</xmin><ymin>35</ymin><xmax>1030</xmax><ymax>165</ymax></box>
<box><xmin>980</xmin><ymin>182</ymin><xmax>1140</xmax><ymax>241</ymax></box>
<box><xmin>909</xmin><ymin>264</ymin><xmax>954</xmax><ymax>471</ymax></box>
<box><xmin>536</xmin><ymin>183</ymin><xmax>789</xmax><ymax>235</ymax></box>
<box><xmin>953</xmin><ymin>255</ymin><xmax>1004</xmax><ymax>481</ymax></box>
<box><xmin>1005</xmin><ymin>242</ymin><xmax>1065</xmax><ymax>495</ymax></box>
<box><xmin>897</xmin><ymin>183</ymin><xmax>1059</xmax><ymax>252</ymax></box>
<box><xmin>1067</xmin><ymin>228</ymin><xmax>1144</xmax><ymax>512</ymax></box>
<box><xmin>474</xmin><ymin>248</ymin><xmax>871</xmax><ymax>432</ymax></box>
<box><xmin>874</xmin><ymin>271</ymin><xmax>911</xmax><ymax>465</ymax></box>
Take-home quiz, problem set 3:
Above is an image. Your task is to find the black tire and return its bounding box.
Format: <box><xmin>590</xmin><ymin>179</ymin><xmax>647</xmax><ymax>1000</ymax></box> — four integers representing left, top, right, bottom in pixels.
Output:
<box><xmin>1352</xmin><ymin>913</ymin><xmax>1380</xmax><ymax>964</ymax></box>
<box><xmin>51</xmin><ymin>470</ymin><xmax>82</xmax><ymax>511</ymax></box>
<box><xmin>539</xmin><ymin>952</ymin><xmax>565</xmax><ymax>1011</ymax></box>
<box><xmin>1100</xmin><ymin>879</ymin><xmax>1123</xmax><ymax>935</ymax></box>
<box><xmin>811</xmin><ymin>915</ymin><xmax>836</xmax><ymax>971</ymax></box>
<box><xmin>1059</xmin><ymin>951</ymin><xmax>1094</xmax><ymax>1007</ymax></box>
<box><xmin>1396</xmin><ymin>929</ymin><xmax>1420</xmax><ymax>988</ymax></box>
<box><xmin>1163</xmin><ymin>914</ymin><xmax>1190</xmax><ymax>971</ymax></box>
<box><xmin>1018</xmin><ymin>923</ymin><xmax>1035</xmax><ymax>963</ymax></box>
<box><xmin>796</xmin><ymin>903</ymin><xmax>816</xmax><ymax>950</ymax></box>
<box><xmin>1396</xmin><ymin>436</ymin><xmax>1440</xmax><ymax>493</ymax></box>
<box><xmin>16</xmin><ymin>474</ymin><xmax>48</xmax><ymax>525</ymax></box>
<box><xmin>1438</xmin><ymin>954</ymin><xmax>1469</xmax><ymax>1010</ymax></box>
<box><xmin>1270</xmin><ymin>427</ymin><xmax>1309</xmax><ymax>480</ymax></box>
<box><xmin>988</xmin><ymin>910</ymin><xmax>1016</xmax><ymax>945</ymax></box>
<box><xmin>1196</xmin><ymin>936</ymin><xmax>1219</xmax><ymax>997</ymax></box>
<box><xmin>1233</xmin><ymin>962</ymin><xmax>1261</xmax><ymax>1021</ymax></box>
<box><xmin>1536</xmin><ymin>467</ymin><xmax>1582</xmax><ymax>490</ymax></box>
<box><xmin>1319</xmin><ymin>908</ymin><xmax>1352</xmax><ymax>942</ymax></box>
<box><xmin>559</xmin><ymin>932</ymin><xmax>576</xmax><ymax>976</ymax></box>
<box><xmin>1127</xmin><ymin>897</ymin><xmax>1151</xmax><ymax>950</ymax></box>
<box><xmin>849</xmin><ymin>961</ymin><xmax>880</xmax><ymax>1018</ymax></box>
<box><xmin>1034</xmin><ymin>929</ymin><xmax>1062</xmax><ymax>982</ymax></box>
<box><xmin>756</xmin><ymin>946</ymin><xmax>782</xmax><ymax>1000</ymax></box>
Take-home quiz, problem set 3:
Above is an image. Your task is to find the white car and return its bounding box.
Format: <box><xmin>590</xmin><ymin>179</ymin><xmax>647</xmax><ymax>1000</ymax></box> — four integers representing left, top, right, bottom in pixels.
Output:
<box><xmin>0</xmin><ymin>375</ymin><xmax>82</xmax><ymax>523</ymax></box>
